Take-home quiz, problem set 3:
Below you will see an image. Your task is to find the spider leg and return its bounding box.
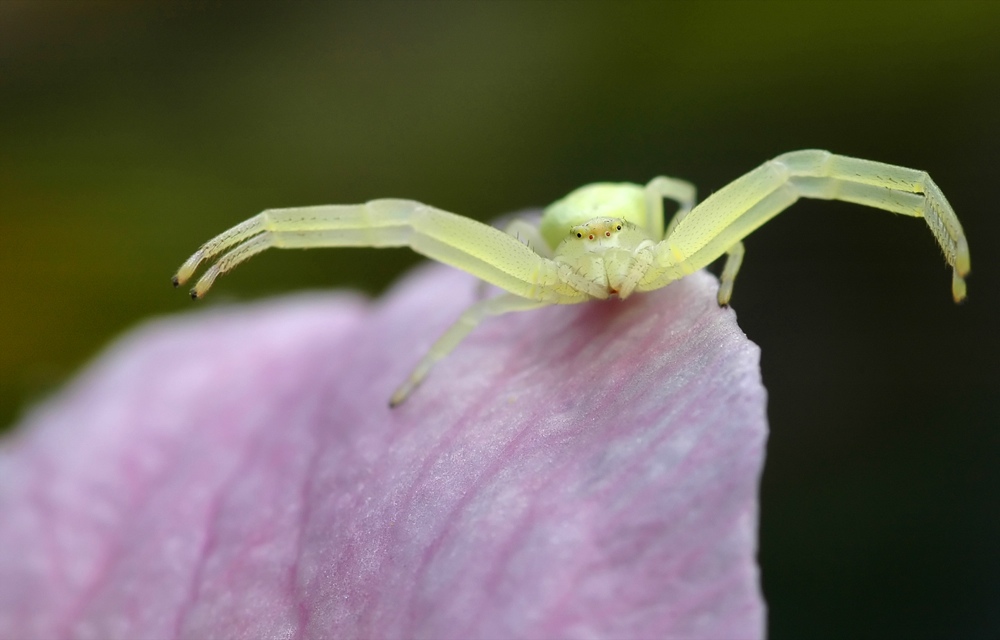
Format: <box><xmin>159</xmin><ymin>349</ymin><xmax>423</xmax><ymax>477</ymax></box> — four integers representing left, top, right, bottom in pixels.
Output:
<box><xmin>716</xmin><ymin>241</ymin><xmax>745</xmax><ymax>306</ymax></box>
<box><xmin>475</xmin><ymin>216</ymin><xmax>553</xmax><ymax>300</ymax></box>
<box><xmin>174</xmin><ymin>200</ymin><xmax>587</xmax><ymax>303</ymax></box>
<box><xmin>390</xmin><ymin>293</ymin><xmax>552</xmax><ymax>407</ymax></box>
<box><xmin>643</xmin><ymin>150</ymin><xmax>969</xmax><ymax>303</ymax></box>
<box><xmin>643</xmin><ymin>176</ymin><xmax>697</xmax><ymax>240</ymax></box>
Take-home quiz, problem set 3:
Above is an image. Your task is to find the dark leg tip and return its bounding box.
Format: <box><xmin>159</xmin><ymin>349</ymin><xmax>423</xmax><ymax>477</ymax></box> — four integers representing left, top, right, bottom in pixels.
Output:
<box><xmin>171</xmin><ymin>276</ymin><xmax>180</xmax><ymax>288</ymax></box>
<box><xmin>190</xmin><ymin>290</ymin><xmax>200</xmax><ymax>300</ymax></box>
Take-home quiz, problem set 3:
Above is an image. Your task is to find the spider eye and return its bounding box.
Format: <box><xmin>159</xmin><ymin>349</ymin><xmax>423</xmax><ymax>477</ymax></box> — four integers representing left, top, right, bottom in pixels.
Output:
<box><xmin>576</xmin><ymin>232</ymin><xmax>582</xmax><ymax>238</ymax></box>
<box><xmin>616</xmin><ymin>225</ymin><xmax>622</xmax><ymax>230</ymax></box>
<box><xmin>605</xmin><ymin>231</ymin><xmax>611</xmax><ymax>237</ymax></box>
<box><xmin>588</xmin><ymin>234</ymin><xmax>595</xmax><ymax>240</ymax></box>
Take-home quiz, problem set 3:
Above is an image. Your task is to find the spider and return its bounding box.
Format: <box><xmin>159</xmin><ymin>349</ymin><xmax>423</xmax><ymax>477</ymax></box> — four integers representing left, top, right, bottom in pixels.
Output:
<box><xmin>173</xmin><ymin>149</ymin><xmax>970</xmax><ymax>407</ymax></box>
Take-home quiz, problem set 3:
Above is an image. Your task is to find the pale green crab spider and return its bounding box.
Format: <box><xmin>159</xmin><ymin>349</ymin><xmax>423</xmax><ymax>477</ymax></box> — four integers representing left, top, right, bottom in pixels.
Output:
<box><xmin>174</xmin><ymin>150</ymin><xmax>970</xmax><ymax>407</ymax></box>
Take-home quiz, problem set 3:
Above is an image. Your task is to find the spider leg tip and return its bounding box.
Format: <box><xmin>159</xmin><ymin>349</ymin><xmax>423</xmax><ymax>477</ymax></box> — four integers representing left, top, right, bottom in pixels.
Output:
<box><xmin>388</xmin><ymin>388</ymin><xmax>410</xmax><ymax>408</ymax></box>
<box><xmin>951</xmin><ymin>271</ymin><xmax>968</xmax><ymax>304</ymax></box>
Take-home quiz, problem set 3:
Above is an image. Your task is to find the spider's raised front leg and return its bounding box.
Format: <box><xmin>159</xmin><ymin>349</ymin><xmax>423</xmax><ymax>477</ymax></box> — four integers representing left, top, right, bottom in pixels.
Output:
<box><xmin>173</xmin><ymin>200</ymin><xmax>595</xmax><ymax>406</ymax></box>
<box><xmin>173</xmin><ymin>199</ymin><xmax>587</xmax><ymax>304</ymax></box>
<box><xmin>644</xmin><ymin>175</ymin><xmax>742</xmax><ymax>304</ymax></box>
<box><xmin>644</xmin><ymin>175</ymin><xmax>753</xmax><ymax>304</ymax></box>
<box><xmin>641</xmin><ymin>149</ymin><xmax>970</xmax><ymax>304</ymax></box>
<box><xmin>473</xmin><ymin>215</ymin><xmax>553</xmax><ymax>300</ymax></box>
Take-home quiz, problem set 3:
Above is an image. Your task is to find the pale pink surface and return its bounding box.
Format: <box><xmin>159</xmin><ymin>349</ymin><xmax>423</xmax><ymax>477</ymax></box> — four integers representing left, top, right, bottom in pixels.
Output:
<box><xmin>0</xmin><ymin>266</ymin><xmax>767</xmax><ymax>640</ymax></box>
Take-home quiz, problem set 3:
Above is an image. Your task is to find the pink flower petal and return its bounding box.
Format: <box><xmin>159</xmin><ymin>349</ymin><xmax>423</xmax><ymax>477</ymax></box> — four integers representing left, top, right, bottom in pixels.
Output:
<box><xmin>0</xmin><ymin>265</ymin><xmax>767</xmax><ymax>640</ymax></box>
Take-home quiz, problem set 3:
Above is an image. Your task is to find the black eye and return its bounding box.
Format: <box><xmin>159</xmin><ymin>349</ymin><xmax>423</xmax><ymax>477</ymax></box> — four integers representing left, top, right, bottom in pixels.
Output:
<box><xmin>616</xmin><ymin>225</ymin><xmax>622</xmax><ymax>230</ymax></box>
<box><xmin>576</xmin><ymin>232</ymin><xmax>582</xmax><ymax>238</ymax></box>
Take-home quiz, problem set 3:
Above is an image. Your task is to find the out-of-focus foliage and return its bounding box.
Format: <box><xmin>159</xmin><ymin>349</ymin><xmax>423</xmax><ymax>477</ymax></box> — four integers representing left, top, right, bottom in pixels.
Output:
<box><xmin>2</xmin><ymin>2</ymin><xmax>998</xmax><ymax>638</ymax></box>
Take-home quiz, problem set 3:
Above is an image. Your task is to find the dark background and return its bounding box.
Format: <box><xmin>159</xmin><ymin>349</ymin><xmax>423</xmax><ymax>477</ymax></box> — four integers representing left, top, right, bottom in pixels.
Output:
<box><xmin>2</xmin><ymin>2</ymin><xmax>997</xmax><ymax>637</ymax></box>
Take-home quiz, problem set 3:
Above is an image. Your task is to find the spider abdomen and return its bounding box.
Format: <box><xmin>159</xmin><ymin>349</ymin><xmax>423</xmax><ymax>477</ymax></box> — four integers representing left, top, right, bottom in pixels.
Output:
<box><xmin>540</xmin><ymin>183</ymin><xmax>649</xmax><ymax>249</ymax></box>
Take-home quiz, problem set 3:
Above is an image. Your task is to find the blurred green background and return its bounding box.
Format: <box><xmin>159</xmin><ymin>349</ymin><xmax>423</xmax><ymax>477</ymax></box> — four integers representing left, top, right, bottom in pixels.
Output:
<box><xmin>2</xmin><ymin>2</ymin><xmax>998</xmax><ymax>637</ymax></box>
